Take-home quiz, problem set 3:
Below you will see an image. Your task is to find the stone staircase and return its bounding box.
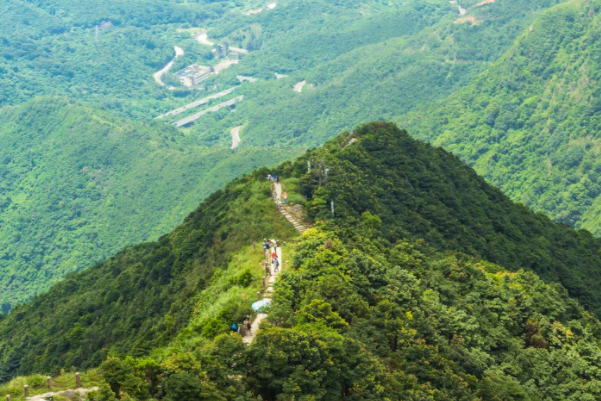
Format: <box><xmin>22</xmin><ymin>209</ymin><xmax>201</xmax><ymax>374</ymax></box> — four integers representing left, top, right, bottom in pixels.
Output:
<box><xmin>280</xmin><ymin>207</ymin><xmax>307</xmax><ymax>233</ymax></box>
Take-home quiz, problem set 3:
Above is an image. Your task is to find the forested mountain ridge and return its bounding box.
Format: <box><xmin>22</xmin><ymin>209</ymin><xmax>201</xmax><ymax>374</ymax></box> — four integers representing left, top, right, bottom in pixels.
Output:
<box><xmin>0</xmin><ymin>0</ymin><xmax>581</xmax><ymax>310</ymax></box>
<box><xmin>1</xmin><ymin>123</ymin><xmax>601</xmax><ymax>400</ymax></box>
<box><xmin>0</xmin><ymin>98</ymin><xmax>299</xmax><ymax>309</ymax></box>
<box><xmin>398</xmin><ymin>0</ymin><xmax>601</xmax><ymax>235</ymax></box>
<box><xmin>288</xmin><ymin>122</ymin><xmax>601</xmax><ymax>315</ymax></box>
<box><xmin>0</xmin><ymin>171</ymin><xmax>299</xmax><ymax>382</ymax></box>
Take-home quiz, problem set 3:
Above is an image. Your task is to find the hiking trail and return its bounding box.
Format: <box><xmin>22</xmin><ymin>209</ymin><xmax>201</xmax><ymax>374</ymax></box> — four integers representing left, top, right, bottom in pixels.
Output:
<box><xmin>242</xmin><ymin>181</ymin><xmax>306</xmax><ymax>344</ymax></box>
<box><xmin>230</xmin><ymin>126</ymin><xmax>242</xmax><ymax>149</ymax></box>
<box><xmin>27</xmin><ymin>387</ymin><xmax>98</xmax><ymax>401</ymax></box>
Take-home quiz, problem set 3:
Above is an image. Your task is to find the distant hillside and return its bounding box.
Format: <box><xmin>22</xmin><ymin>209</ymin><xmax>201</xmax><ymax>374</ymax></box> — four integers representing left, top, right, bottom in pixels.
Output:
<box><xmin>398</xmin><ymin>0</ymin><xmax>601</xmax><ymax>235</ymax></box>
<box><xmin>191</xmin><ymin>0</ymin><xmax>563</xmax><ymax>148</ymax></box>
<box><xmin>2</xmin><ymin>123</ymin><xmax>601</xmax><ymax>401</ymax></box>
<box><xmin>0</xmin><ymin>0</ymin><xmax>248</xmax><ymax>116</ymax></box>
<box><xmin>0</xmin><ymin>98</ymin><xmax>298</xmax><ymax>309</ymax></box>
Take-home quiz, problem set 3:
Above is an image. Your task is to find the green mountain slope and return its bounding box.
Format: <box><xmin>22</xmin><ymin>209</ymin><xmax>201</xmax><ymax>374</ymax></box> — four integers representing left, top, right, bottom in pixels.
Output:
<box><xmin>0</xmin><ymin>171</ymin><xmax>298</xmax><ymax>382</ymax></box>
<box><xmin>398</xmin><ymin>0</ymin><xmax>601</xmax><ymax>235</ymax></box>
<box><xmin>0</xmin><ymin>98</ymin><xmax>298</xmax><ymax>309</ymax></box>
<box><xmin>0</xmin><ymin>0</ymin><xmax>578</xmax><ymax>309</ymax></box>
<box><xmin>290</xmin><ymin>122</ymin><xmax>601</xmax><ymax>315</ymax></box>
<box><xmin>0</xmin><ymin>0</ymin><xmax>251</xmax><ymax>117</ymax></box>
<box><xmin>1</xmin><ymin>123</ymin><xmax>601</xmax><ymax>401</ymax></box>
<box><xmin>189</xmin><ymin>0</ymin><xmax>562</xmax><ymax>148</ymax></box>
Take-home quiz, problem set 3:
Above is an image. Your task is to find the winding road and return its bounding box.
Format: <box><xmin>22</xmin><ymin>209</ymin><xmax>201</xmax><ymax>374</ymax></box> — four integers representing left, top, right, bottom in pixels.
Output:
<box><xmin>154</xmin><ymin>46</ymin><xmax>184</xmax><ymax>89</ymax></box>
<box><xmin>173</xmin><ymin>96</ymin><xmax>244</xmax><ymax>127</ymax></box>
<box><xmin>449</xmin><ymin>0</ymin><xmax>467</xmax><ymax>15</ymax></box>
<box><xmin>196</xmin><ymin>33</ymin><xmax>214</xmax><ymax>46</ymax></box>
<box><xmin>293</xmin><ymin>81</ymin><xmax>307</xmax><ymax>93</ymax></box>
<box><xmin>155</xmin><ymin>86</ymin><xmax>240</xmax><ymax>119</ymax></box>
<box><xmin>231</xmin><ymin>126</ymin><xmax>242</xmax><ymax>149</ymax></box>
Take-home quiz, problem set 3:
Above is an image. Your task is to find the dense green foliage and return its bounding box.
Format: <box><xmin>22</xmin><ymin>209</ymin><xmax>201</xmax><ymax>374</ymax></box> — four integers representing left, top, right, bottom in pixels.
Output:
<box><xmin>0</xmin><ymin>175</ymin><xmax>297</xmax><ymax>382</ymax></box>
<box><xmin>6</xmin><ymin>231</ymin><xmax>601</xmax><ymax>400</ymax></box>
<box><xmin>0</xmin><ymin>0</ymin><xmax>248</xmax><ymax>117</ymax></box>
<box><xmin>282</xmin><ymin>122</ymin><xmax>601</xmax><ymax>315</ymax></box>
<box><xmin>2</xmin><ymin>0</ymin><xmax>585</xmax><ymax>309</ymax></box>
<box><xmin>189</xmin><ymin>0</ymin><xmax>562</xmax><ymax>149</ymax></box>
<box><xmin>2</xmin><ymin>122</ymin><xmax>601</xmax><ymax>400</ymax></box>
<box><xmin>257</xmin><ymin>228</ymin><xmax>601</xmax><ymax>400</ymax></box>
<box><xmin>398</xmin><ymin>0</ymin><xmax>601</xmax><ymax>235</ymax></box>
<box><xmin>0</xmin><ymin>98</ymin><xmax>298</xmax><ymax>309</ymax></box>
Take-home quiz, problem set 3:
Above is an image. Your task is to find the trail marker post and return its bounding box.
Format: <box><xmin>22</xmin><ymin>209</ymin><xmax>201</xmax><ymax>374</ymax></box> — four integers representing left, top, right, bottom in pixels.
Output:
<box><xmin>76</xmin><ymin>372</ymin><xmax>81</xmax><ymax>388</ymax></box>
<box><xmin>24</xmin><ymin>385</ymin><xmax>29</xmax><ymax>397</ymax></box>
<box><xmin>47</xmin><ymin>377</ymin><xmax>52</xmax><ymax>391</ymax></box>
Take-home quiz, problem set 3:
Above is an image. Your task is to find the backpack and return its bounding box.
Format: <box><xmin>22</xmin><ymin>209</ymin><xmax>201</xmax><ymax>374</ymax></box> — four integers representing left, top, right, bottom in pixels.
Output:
<box><xmin>231</xmin><ymin>323</ymin><xmax>238</xmax><ymax>331</ymax></box>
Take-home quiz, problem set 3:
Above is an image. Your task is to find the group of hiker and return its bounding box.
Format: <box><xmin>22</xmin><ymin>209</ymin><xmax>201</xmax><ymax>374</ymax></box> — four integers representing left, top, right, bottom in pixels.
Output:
<box><xmin>231</xmin><ymin>317</ymin><xmax>253</xmax><ymax>336</ymax></box>
<box><xmin>267</xmin><ymin>174</ymin><xmax>288</xmax><ymax>209</ymax></box>
<box><xmin>231</xmin><ymin>181</ymin><xmax>286</xmax><ymax>339</ymax></box>
<box><xmin>231</xmin><ymin>239</ymin><xmax>281</xmax><ymax>338</ymax></box>
<box><xmin>263</xmin><ymin>239</ymin><xmax>280</xmax><ymax>273</ymax></box>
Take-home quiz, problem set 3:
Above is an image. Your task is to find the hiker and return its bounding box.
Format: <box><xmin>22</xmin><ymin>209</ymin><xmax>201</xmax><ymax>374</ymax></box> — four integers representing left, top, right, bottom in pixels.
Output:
<box><xmin>276</xmin><ymin>175</ymin><xmax>280</xmax><ymax>183</ymax></box>
<box><xmin>271</xmin><ymin>249</ymin><xmax>277</xmax><ymax>262</ymax></box>
<box><xmin>245</xmin><ymin>316</ymin><xmax>252</xmax><ymax>335</ymax></box>
<box><xmin>273</xmin><ymin>174</ymin><xmax>277</xmax><ymax>182</ymax></box>
<box><xmin>277</xmin><ymin>200</ymin><xmax>282</xmax><ymax>210</ymax></box>
<box><xmin>272</xmin><ymin>239</ymin><xmax>278</xmax><ymax>251</ymax></box>
<box><xmin>231</xmin><ymin>322</ymin><xmax>238</xmax><ymax>333</ymax></box>
<box><xmin>267</xmin><ymin>174</ymin><xmax>272</xmax><ymax>181</ymax></box>
<box><xmin>274</xmin><ymin>256</ymin><xmax>280</xmax><ymax>273</ymax></box>
<box><xmin>284</xmin><ymin>194</ymin><xmax>288</xmax><ymax>204</ymax></box>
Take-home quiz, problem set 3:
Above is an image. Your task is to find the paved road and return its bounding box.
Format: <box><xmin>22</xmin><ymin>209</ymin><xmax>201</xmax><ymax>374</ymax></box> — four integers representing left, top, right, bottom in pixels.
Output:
<box><xmin>153</xmin><ymin>46</ymin><xmax>184</xmax><ymax>89</ymax></box>
<box><xmin>196</xmin><ymin>33</ymin><xmax>214</xmax><ymax>46</ymax></box>
<box><xmin>293</xmin><ymin>81</ymin><xmax>306</xmax><ymax>93</ymax></box>
<box><xmin>231</xmin><ymin>126</ymin><xmax>242</xmax><ymax>149</ymax></box>
<box><xmin>155</xmin><ymin>86</ymin><xmax>240</xmax><ymax>119</ymax></box>
<box><xmin>173</xmin><ymin>96</ymin><xmax>244</xmax><ymax>127</ymax></box>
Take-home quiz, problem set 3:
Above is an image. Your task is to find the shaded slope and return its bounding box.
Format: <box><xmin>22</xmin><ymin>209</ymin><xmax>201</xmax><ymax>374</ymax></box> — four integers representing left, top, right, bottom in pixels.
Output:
<box><xmin>398</xmin><ymin>0</ymin><xmax>601</xmax><ymax>234</ymax></box>
<box><xmin>0</xmin><ymin>98</ymin><xmax>298</xmax><ymax>309</ymax></box>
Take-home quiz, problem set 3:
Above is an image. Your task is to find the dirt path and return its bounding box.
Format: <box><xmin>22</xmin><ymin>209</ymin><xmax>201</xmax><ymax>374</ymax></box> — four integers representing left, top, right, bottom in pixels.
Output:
<box><xmin>27</xmin><ymin>387</ymin><xmax>98</xmax><ymax>401</ymax></box>
<box><xmin>230</xmin><ymin>126</ymin><xmax>242</xmax><ymax>149</ymax></box>
<box><xmin>154</xmin><ymin>46</ymin><xmax>184</xmax><ymax>89</ymax></box>
<box><xmin>242</xmin><ymin>181</ymin><xmax>296</xmax><ymax>344</ymax></box>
